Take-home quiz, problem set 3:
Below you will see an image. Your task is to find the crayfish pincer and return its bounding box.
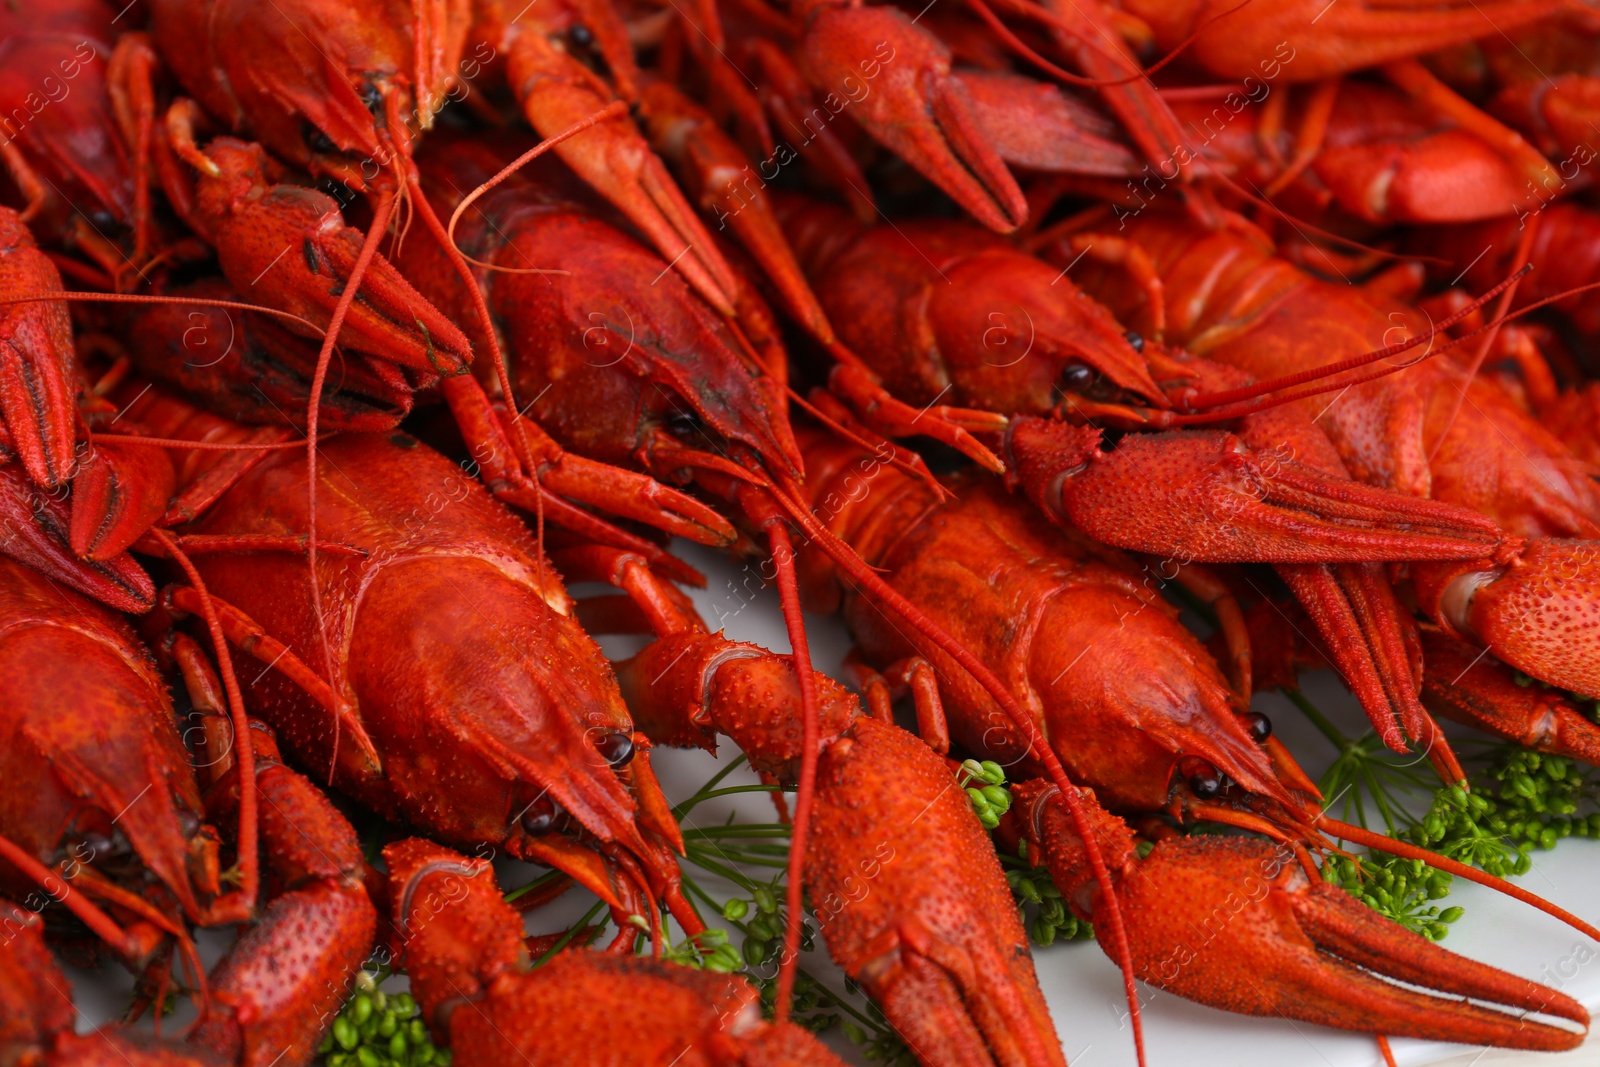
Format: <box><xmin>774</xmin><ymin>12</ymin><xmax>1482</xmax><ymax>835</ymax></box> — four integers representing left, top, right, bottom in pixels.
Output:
<box><xmin>1061</xmin><ymin>211</ymin><xmax>1600</xmax><ymax>725</ymax></box>
<box><xmin>382</xmin><ymin>837</ymin><xmax>849</xmax><ymax>1065</ymax></box>
<box><xmin>1013</xmin><ymin>781</ymin><xmax>1590</xmax><ymax>1051</ymax></box>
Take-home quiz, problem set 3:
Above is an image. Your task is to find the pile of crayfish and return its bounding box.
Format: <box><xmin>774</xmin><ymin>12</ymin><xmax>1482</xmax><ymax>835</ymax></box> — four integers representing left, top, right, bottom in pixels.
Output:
<box><xmin>10</xmin><ymin>0</ymin><xmax>1600</xmax><ymax>1064</ymax></box>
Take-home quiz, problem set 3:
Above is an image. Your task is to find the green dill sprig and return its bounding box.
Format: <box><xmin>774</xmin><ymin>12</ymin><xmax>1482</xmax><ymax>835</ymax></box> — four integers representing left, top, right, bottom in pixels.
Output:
<box><xmin>1289</xmin><ymin>690</ymin><xmax>1598</xmax><ymax>939</ymax></box>
<box><xmin>317</xmin><ymin>970</ymin><xmax>449</xmax><ymax>1067</ymax></box>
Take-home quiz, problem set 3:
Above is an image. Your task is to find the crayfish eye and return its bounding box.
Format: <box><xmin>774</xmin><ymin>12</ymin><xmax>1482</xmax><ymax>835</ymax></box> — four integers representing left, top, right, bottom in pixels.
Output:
<box><xmin>1188</xmin><ymin>768</ymin><xmax>1223</xmax><ymax>799</ymax></box>
<box><xmin>569</xmin><ymin>23</ymin><xmax>594</xmax><ymax>47</ymax></box>
<box><xmin>1123</xmin><ymin>329</ymin><xmax>1145</xmax><ymax>352</ymax></box>
<box><xmin>1058</xmin><ymin>362</ymin><xmax>1095</xmax><ymax>390</ymax></box>
<box><xmin>303</xmin><ymin>122</ymin><xmax>338</xmax><ymax>156</ymax></box>
<box><xmin>1244</xmin><ymin>712</ymin><xmax>1272</xmax><ymax>743</ymax></box>
<box><xmin>359</xmin><ymin>83</ymin><xmax>384</xmax><ymax>116</ymax></box>
<box><xmin>664</xmin><ymin>408</ymin><xmax>705</xmax><ymax>438</ymax></box>
<box><xmin>520</xmin><ymin>795</ymin><xmax>564</xmax><ymax>837</ymax></box>
<box><xmin>72</xmin><ymin>833</ymin><xmax>119</xmax><ymax>860</ymax></box>
<box><xmin>88</xmin><ymin>209</ymin><xmax>117</xmax><ymax>230</ymax></box>
<box><xmin>176</xmin><ymin>809</ymin><xmax>203</xmax><ymax>839</ymax></box>
<box><xmin>595</xmin><ymin>729</ymin><xmax>636</xmax><ymax>767</ymax></box>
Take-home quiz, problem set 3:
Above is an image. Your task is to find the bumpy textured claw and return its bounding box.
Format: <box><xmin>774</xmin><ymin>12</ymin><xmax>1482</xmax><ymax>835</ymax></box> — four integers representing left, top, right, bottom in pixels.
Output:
<box><xmin>503</xmin><ymin>34</ymin><xmax>743</xmax><ymax>315</ymax></box>
<box><xmin>797</xmin><ymin>2</ymin><xmax>1025</xmax><ymax>232</ymax></box>
<box><xmin>0</xmin><ymin>463</ymin><xmax>154</xmax><ymax>612</ymax></box>
<box><xmin>1007</xmin><ymin>421</ymin><xmax>1508</xmax><ymax>563</ymax></box>
<box><xmin>384</xmin><ymin>838</ymin><xmax>848</xmax><ymax>1065</ymax></box>
<box><xmin>1018</xmin><ymin>781</ymin><xmax>1591</xmax><ymax>1051</ymax></box>
<box><xmin>618</xmin><ymin>633</ymin><xmax>1067</xmax><ymax>1067</ymax></box>
<box><xmin>1419</xmin><ymin>625</ymin><xmax>1600</xmax><ymax>766</ymax></box>
<box><xmin>1415</xmin><ymin>540</ymin><xmax>1600</xmax><ymax>699</ymax></box>
<box><xmin>0</xmin><ymin>209</ymin><xmax>79</xmax><ymax>489</ymax></box>
<box><xmin>189</xmin><ymin>726</ymin><xmax>376</xmax><ymax>1066</ymax></box>
<box><xmin>179</xmin><ymin>137</ymin><xmax>473</xmax><ymax>375</ymax></box>
<box><xmin>809</xmin><ymin>718</ymin><xmax>1066</xmax><ymax>1067</ymax></box>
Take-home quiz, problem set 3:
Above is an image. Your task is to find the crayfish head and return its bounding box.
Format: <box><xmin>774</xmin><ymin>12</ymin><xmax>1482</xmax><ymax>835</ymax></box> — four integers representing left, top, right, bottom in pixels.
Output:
<box><xmin>1029</xmin><ymin>573</ymin><xmax>1301</xmax><ymax>821</ymax></box>
<box><xmin>929</xmin><ymin>250</ymin><xmax>1165</xmax><ymax>415</ymax></box>
<box><xmin>343</xmin><ymin>550</ymin><xmax>693</xmax><ymax>934</ymax></box>
<box><xmin>0</xmin><ymin>565</ymin><xmax>220</xmax><ymax>929</ymax></box>
<box><xmin>517</xmin><ymin>207</ymin><xmax>805</xmax><ymax>479</ymax></box>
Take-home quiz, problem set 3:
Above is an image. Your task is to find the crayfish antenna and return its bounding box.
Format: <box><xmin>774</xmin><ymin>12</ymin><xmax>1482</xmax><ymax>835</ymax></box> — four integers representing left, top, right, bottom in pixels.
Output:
<box><xmin>1173</xmin><ymin>266</ymin><xmax>1536</xmax><ymax>415</ymax></box>
<box><xmin>762</xmin><ymin>475</ymin><xmax>1150</xmax><ymax>1067</ymax></box>
<box><xmin>713</xmin><ymin>478</ymin><xmax>825</xmax><ymax>1022</ymax></box>
<box><xmin>301</xmin><ymin>188</ymin><xmax>395</xmax><ymax>782</ymax></box>
<box><xmin>1320</xmin><ymin>815</ymin><xmax>1600</xmax><ymax>946</ymax></box>
<box><xmin>770</xmin><ymin>521</ymin><xmax>821</xmax><ymax>1022</ymax></box>
<box><xmin>1426</xmin><ymin>215</ymin><xmax>1540</xmax><ymax>463</ymax></box>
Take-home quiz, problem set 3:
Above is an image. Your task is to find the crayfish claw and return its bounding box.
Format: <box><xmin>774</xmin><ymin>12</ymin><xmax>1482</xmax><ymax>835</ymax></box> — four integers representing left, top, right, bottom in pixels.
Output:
<box><xmin>1288</xmin><ymin>878</ymin><xmax>1588</xmax><ymax>1045</ymax></box>
<box><xmin>0</xmin><ymin>463</ymin><xmax>155</xmax><ymax>613</ymax></box>
<box><xmin>0</xmin><ymin>209</ymin><xmax>79</xmax><ymax>491</ymax></box>
<box><xmin>796</xmin><ymin>2</ymin><xmax>1025</xmax><ymax>232</ymax></box>
<box><xmin>1012</xmin><ymin>424</ymin><xmax>1507</xmax><ymax>565</ymax></box>
<box><xmin>810</xmin><ymin>719</ymin><xmax>1066</xmax><ymax>1067</ymax></box>
<box><xmin>383</xmin><ymin>838</ymin><xmax>849</xmax><ymax>1065</ymax></box>
<box><xmin>503</xmin><ymin>35</ymin><xmax>742</xmax><ymax>315</ymax></box>
<box><xmin>1414</xmin><ymin>539</ymin><xmax>1600</xmax><ymax>701</ymax></box>
<box><xmin>1420</xmin><ymin>625</ymin><xmax>1600</xmax><ymax>766</ymax></box>
<box><xmin>1022</xmin><ymin>783</ymin><xmax>1589</xmax><ymax>1051</ymax></box>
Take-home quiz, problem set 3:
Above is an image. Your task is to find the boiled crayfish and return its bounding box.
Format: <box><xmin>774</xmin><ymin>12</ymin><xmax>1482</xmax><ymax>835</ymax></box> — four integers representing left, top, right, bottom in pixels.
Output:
<box><xmin>8</xmin><ymin>2</ymin><xmax>1600</xmax><ymax>1066</ymax></box>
